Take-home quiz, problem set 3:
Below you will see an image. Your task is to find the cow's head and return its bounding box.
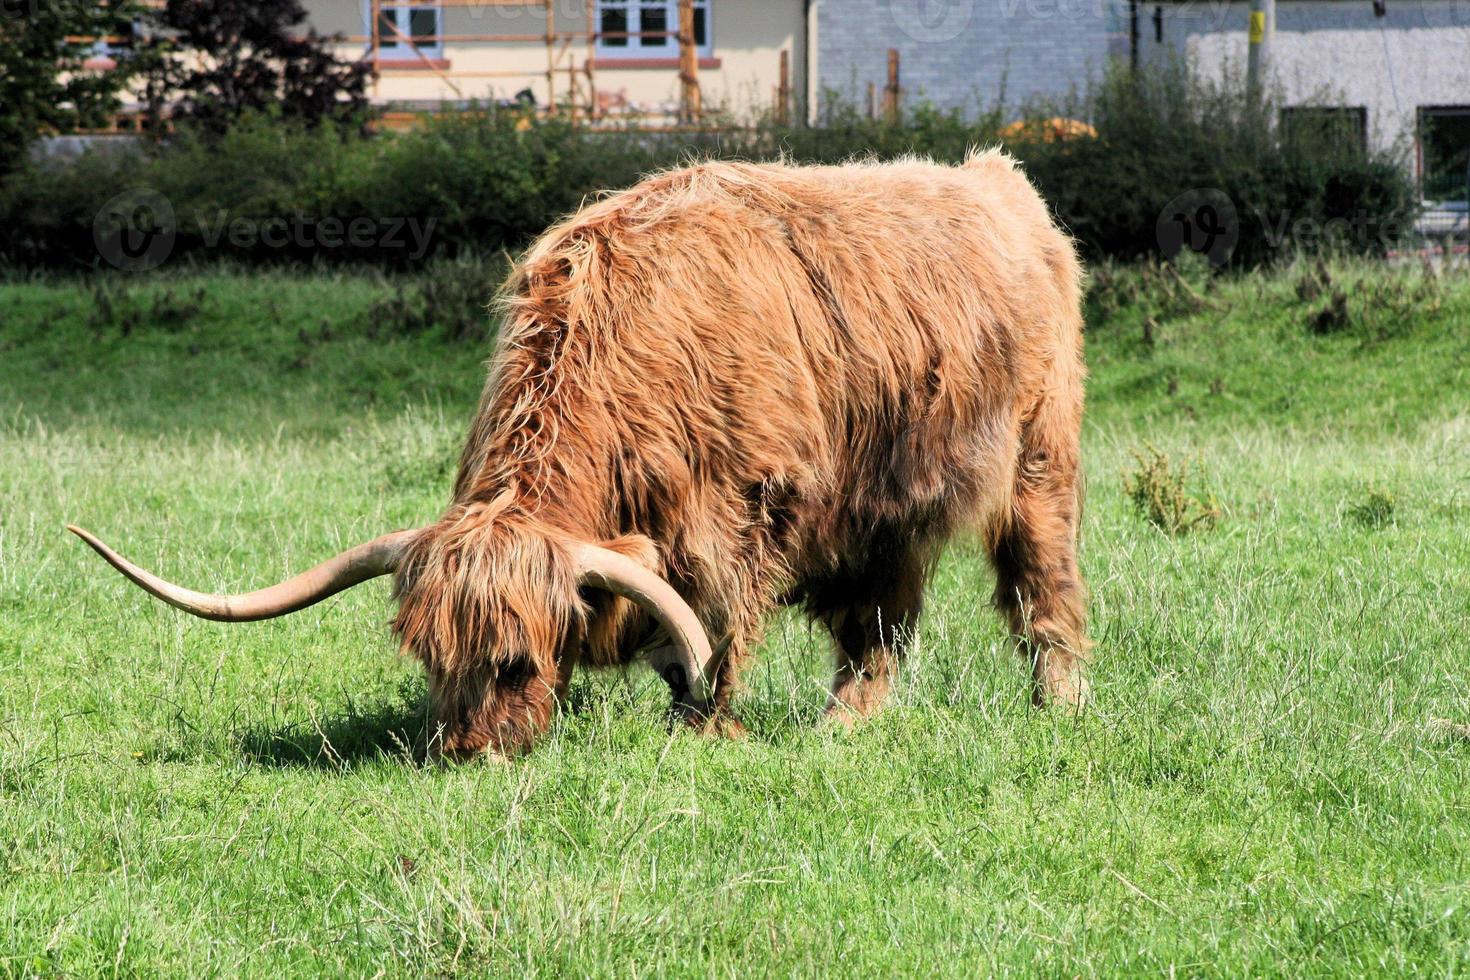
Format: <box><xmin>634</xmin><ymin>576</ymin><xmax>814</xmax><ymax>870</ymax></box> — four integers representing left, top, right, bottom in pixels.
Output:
<box><xmin>67</xmin><ymin>510</ymin><xmax>715</xmax><ymax>760</ymax></box>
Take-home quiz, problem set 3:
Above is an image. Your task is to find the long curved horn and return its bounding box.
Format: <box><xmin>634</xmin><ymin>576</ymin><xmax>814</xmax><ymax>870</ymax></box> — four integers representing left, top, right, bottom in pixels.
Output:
<box><xmin>572</xmin><ymin>543</ymin><xmax>717</xmax><ymax>710</ymax></box>
<box><xmin>67</xmin><ymin>524</ymin><xmax>418</xmax><ymax>623</ymax></box>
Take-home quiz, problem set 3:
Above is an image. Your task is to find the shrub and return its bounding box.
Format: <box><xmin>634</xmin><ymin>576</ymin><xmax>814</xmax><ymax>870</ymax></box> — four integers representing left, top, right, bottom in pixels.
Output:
<box><xmin>0</xmin><ymin>110</ymin><xmax>696</xmax><ymax>268</ymax></box>
<box><xmin>340</xmin><ymin>111</ymin><xmax>665</xmax><ymax>261</ymax></box>
<box><xmin>1347</xmin><ymin>488</ymin><xmax>1396</xmax><ymax>529</ymax></box>
<box><xmin>1296</xmin><ymin>259</ymin><xmax>1442</xmax><ymax>340</ymax></box>
<box><xmin>1123</xmin><ymin>444</ymin><xmax>1221</xmax><ymax>534</ymax></box>
<box><xmin>364</xmin><ymin>252</ymin><xmax>505</xmax><ymax>342</ymax></box>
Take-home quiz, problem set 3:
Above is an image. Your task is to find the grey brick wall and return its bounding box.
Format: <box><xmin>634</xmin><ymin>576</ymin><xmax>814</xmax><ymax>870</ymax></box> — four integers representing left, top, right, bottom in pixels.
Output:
<box><xmin>815</xmin><ymin>0</ymin><xmax>1122</xmax><ymax>118</ymax></box>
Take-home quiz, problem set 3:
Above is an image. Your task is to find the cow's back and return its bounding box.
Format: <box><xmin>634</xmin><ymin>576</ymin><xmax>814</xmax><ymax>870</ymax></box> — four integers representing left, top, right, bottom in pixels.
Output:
<box><xmin>476</xmin><ymin>154</ymin><xmax>1082</xmax><ymax>599</ymax></box>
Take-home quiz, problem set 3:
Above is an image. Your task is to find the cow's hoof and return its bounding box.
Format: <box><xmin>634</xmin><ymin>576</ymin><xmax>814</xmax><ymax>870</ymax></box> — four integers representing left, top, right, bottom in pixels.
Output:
<box><xmin>822</xmin><ymin>701</ymin><xmax>881</xmax><ymax>730</ymax></box>
<box><xmin>426</xmin><ymin>741</ymin><xmax>514</xmax><ymax>765</ymax></box>
<box><xmin>1034</xmin><ymin>661</ymin><xmax>1090</xmax><ymax>713</ymax></box>
<box><xmin>681</xmin><ymin>710</ymin><xmax>746</xmax><ymax>739</ymax></box>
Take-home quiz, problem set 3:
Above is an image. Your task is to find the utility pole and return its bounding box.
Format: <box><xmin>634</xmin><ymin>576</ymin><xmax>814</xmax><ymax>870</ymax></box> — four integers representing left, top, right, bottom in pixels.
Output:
<box><xmin>1246</xmin><ymin>0</ymin><xmax>1274</xmax><ymax>104</ymax></box>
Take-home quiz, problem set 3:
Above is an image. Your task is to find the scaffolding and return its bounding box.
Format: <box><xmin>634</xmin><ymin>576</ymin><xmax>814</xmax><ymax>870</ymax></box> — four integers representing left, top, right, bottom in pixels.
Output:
<box><xmin>68</xmin><ymin>0</ymin><xmax>736</xmax><ymax>133</ymax></box>
<box><xmin>356</xmin><ymin>0</ymin><xmax>703</xmax><ymax>126</ymax></box>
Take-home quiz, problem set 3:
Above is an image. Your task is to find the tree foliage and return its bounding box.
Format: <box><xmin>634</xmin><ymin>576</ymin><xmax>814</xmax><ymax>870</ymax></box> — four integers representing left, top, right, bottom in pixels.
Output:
<box><xmin>141</xmin><ymin>0</ymin><xmax>371</xmax><ymax>136</ymax></box>
<box><xmin>0</xmin><ymin>0</ymin><xmax>142</xmax><ymax>174</ymax></box>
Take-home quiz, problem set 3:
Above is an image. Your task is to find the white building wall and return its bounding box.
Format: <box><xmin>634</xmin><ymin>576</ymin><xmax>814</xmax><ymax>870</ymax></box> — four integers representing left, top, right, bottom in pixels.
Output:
<box><xmin>1143</xmin><ymin>0</ymin><xmax>1470</xmax><ymax>159</ymax></box>
<box><xmin>306</xmin><ymin>0</ymin><xmax>804</xmax><ymax>119</ymax></box>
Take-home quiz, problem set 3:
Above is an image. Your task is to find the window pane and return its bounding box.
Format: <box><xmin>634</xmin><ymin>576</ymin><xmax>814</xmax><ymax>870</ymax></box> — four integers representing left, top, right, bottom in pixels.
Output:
<box><xmin>1422</xmin><ymin>110</ymin><xmax>1470</xmax><ymax>201</ymax></box>
<box><xmin>409</xmin><ymin>8</ymin><xmax>437</xmax><ymax>42</ymax></box>
<box><xmin>377</xmin><ymin>9</ymin><xmax>399</xmax><ymax>47</ymax></box>
<box><xmin>693</xmin><ymin>7</ymin><xmax>706</xmax><ymax>46</ymax></box>
<box><xmin>105</xmin><ymin>13</ymin><xmax>135</xmax><ymax>46</ymax></box>
<box><xmin>601</xmin><ymin>7</ymin><xmax>628</xmax><ymax>46</ymax></box>
<box><xmin>641</xmin><ymin>5</ymin><xmax>667</xmax><ymax>47</ymax></box>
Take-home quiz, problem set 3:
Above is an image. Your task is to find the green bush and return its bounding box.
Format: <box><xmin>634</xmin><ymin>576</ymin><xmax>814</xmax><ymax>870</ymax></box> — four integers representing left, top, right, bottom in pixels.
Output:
<box><xmin>1123</xmin><ymin>444</ymin><xmax>1222</xmax><ymax>535</ymax></box>
<box><xmin>0</xmin><ymin>110</ymin><xmax>678</xmax><ymax>268</ymax></box>
<box><xmin>0</xmin><ymin>61</ymin><xmax>1418</xmax><ymax>271</ymax></box>
<box><xmin>1347</xmin><ymin>487</ymin><xmax>1397</xmax><ymax>529</ymax></box>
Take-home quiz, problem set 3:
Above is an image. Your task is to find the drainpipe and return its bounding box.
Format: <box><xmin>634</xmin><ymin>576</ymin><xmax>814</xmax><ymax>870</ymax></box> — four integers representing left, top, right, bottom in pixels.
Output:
<box><xmin>1129</xmin><ymin>0</ymin><xmax>1139</xmax><ymax>72</ymax></box>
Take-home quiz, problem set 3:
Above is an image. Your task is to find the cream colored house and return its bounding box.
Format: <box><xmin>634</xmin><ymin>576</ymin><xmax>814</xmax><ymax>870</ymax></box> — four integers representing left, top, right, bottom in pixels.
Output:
<box><xmin>301</xmin><ymin>0</ymin><xmax>807</xmax><ymax>121</ymax></box>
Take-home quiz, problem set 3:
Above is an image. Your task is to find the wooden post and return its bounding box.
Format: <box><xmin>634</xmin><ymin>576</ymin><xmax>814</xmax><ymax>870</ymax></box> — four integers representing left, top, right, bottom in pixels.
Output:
<box><xmin>776</xmin><ymin>49</ymin><xmax>790</xmax><ymax>127</ymax></box>
<box><xmin>545</xmin><ymin>0</ymin><xmax>556</xmax><ymax>115</ymax></box>
<box><xmin>678</xmin><ymin>0</ymin><xmax>701</xmax><ymax>125</ymax></box>
<box><xmin>585</xmin><ymin>0</ymin><xmax>597</xmax><ymax>121</ymax></box>
<box><xmin>369</xmin><ymin>0</ymin><xmax>381</xmax><ymax>99</ymax></box>
<box><xmin>883</xmin><ymin>48</ymin><xmax>900</xmax><ymax>124</ymax></box>
<box><xmin>867</xmin><ymin>81</ymin><xmax>876</xmax><ymax>121</ymax></box>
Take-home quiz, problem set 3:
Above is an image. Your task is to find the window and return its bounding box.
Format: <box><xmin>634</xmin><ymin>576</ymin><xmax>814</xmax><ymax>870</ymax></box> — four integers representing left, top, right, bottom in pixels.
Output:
<box><xmin>366</xmin><ymin>2</ymin><xmax>442</xmax><ymax>57</ymax></box>
<box><xmin>87</xmin><ymin>7</ymin><xmax>138</xmax><ymax>61</ymax></box>
<box><xmin>1280</xmin><ymin>107</ymin><xmax>1367</xmax><ymax>154</ymax></box>
<box><xmin>1420</xmin><ymin>106</ymin><xmax>1470</xmax><ymax>203</ymax></box>
<box><xmin>597</xmin><ymin>1</ymin><xmax>710</xmax><ymax>58</ymax></box>
<box><xmin>89</xmin><ymin>29</ymin><xmax>133</xmax><ymax>61</ymax></box>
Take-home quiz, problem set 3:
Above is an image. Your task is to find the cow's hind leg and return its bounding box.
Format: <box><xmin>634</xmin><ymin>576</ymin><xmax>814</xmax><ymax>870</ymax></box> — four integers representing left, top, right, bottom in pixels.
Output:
<box><xmin>990</xmin><ymin>394</ymin><xmax>1091</xmax><ymax>708</ymax></box>
<box><xmin>822</xmin><ymin>551</ymin><xmax>927</xmax><ymax>725</ymax></box>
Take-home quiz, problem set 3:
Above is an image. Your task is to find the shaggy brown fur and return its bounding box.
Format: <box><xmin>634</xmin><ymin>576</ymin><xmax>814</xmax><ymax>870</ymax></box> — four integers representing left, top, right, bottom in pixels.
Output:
<box><xmin>392</xmin><ymin>151</ymin><xmax>1090</xmax><ymax>758</ymax></box>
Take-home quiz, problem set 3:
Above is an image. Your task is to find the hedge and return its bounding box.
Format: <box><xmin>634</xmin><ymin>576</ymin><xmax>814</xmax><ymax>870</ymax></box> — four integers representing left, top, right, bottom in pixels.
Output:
<box><xmin>0</xmin><ymin>61</ymin><xmax>1419</xmax><ymax>271</ymax></box>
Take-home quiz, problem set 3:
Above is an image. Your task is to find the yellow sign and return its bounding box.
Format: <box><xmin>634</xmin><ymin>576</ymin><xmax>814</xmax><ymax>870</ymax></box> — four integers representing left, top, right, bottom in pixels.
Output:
<box><xmin>1248</xmin><ymin>10</ymin><xmax>1266</xmax><ymax>43</ymax></box>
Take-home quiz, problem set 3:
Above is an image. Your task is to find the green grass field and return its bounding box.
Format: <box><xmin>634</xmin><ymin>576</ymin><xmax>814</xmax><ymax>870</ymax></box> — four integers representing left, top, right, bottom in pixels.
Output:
<box><xmin>2</xmin><ymin>260</ymin><xmax>1469</xmax><ymax>975</ymax></box>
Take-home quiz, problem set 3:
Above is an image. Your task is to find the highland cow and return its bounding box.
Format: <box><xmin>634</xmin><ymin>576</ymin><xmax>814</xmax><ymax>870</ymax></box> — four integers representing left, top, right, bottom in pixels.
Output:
<box><xmin>71</xmin><ymin>151</ymin><xmax>1091</xmax><ymax>759</ymax></box>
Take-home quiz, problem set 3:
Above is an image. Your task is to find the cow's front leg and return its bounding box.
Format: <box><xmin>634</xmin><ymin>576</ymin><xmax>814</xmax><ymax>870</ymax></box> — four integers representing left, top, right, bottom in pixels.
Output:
<box><xmin>822</xmin><ymin>551</ymin><xmax>926</xmax><ymax>726</ymax></box>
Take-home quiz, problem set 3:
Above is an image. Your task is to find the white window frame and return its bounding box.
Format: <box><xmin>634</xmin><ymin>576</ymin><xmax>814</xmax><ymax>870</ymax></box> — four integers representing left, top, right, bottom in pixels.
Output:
<box><xmin>595</xmin><ymin>1</ymin><xmax>712</xmax><ymax>59</ymax></box>
<box><xmin>363</xmin><ymin>2</ymin><xmax>444</xmax><ymax>58</ymax></box>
